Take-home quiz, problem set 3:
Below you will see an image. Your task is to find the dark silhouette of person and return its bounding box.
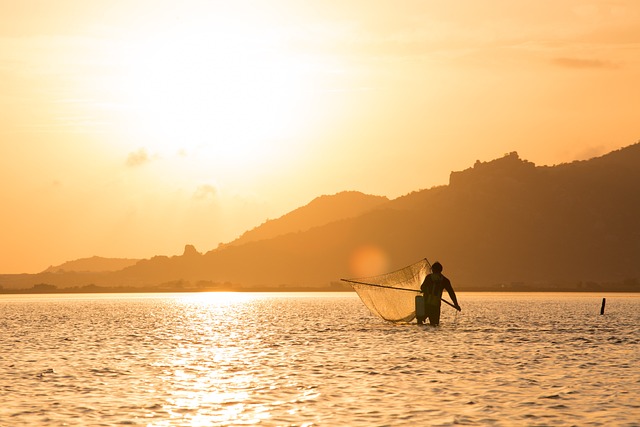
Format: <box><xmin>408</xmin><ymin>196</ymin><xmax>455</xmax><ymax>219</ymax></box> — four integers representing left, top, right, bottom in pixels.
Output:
<box><xmin>418</xmin><ymin>262</ymin><xmax>461</xmax><ymax>325</ymax></box>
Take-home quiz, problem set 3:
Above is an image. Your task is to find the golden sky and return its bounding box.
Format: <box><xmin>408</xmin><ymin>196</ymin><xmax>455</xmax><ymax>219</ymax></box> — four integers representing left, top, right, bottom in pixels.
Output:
<box><xmin>1</xmin><ymin>0</ymin><xmax>639</xmax><ymax>273</ymax></box>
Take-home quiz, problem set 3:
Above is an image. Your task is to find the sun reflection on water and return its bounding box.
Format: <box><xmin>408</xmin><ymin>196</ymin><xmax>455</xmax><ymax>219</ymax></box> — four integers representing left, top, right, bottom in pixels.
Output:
<box><xmin>176</xmin><ymin>291</ymin><xmax>263</xmax><ymax>306</ymax></box>
<box><xmin>151</xmin><ymin>292</ymin><xmax>285</xmax><ymax>426</ymax></box>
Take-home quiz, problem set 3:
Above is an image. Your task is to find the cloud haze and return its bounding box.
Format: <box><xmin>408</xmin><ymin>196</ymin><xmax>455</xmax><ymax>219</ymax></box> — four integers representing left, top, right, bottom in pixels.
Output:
<box><xmin>125</xmin><ymin>148</ymin><xmax>151</xmax><ymax>167</ymax></box>
<box><xmin>551</xmin><ymin>57</ymin><xmax>618</xmax><ymax>69</ymax></box>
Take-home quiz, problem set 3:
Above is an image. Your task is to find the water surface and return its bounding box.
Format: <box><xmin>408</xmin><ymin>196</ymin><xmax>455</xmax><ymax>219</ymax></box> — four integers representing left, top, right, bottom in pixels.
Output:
<box><xmin>1</xmin><ymin>292</ymin><xmax>638</xmax><ymax>426</ymax></box>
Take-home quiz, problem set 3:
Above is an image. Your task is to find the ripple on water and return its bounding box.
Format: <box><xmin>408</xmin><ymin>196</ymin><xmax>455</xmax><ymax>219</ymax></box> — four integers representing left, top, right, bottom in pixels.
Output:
<box><xmin>0</xmin><ymin>292</ymin><xmax>638</xmax><ymax>426</ymax></box>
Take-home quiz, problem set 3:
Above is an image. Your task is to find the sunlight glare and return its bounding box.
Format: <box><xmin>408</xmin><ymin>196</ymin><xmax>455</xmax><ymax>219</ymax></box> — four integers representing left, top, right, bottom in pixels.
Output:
<box><xmin>177</xmin><ymin>292</ymin><xmax>259</xmax><ymax>306</ymax></box>
<box><xmin>102</xmin><ymin>23</ymin><xmax>314</xmax><ymax>171</ymax></box>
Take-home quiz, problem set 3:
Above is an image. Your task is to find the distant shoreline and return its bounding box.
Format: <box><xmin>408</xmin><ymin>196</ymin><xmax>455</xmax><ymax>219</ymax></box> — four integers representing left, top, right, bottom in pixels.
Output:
<box><xmin>1</xmin><ymin>279</ymin><xmax>638</xmax><ymax>294</ymax></box>
<box><xmin>1</xmin><ymin>287</ymin><xmax>638</xmax><ymax>295</ymax></box>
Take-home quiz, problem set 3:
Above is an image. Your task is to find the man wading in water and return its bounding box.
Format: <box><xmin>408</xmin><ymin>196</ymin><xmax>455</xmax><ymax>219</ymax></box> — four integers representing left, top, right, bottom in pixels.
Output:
<box><xmin>417</xmin><ymin>262</ymin><xmax>461</xmax><ymax>326</ymax></box>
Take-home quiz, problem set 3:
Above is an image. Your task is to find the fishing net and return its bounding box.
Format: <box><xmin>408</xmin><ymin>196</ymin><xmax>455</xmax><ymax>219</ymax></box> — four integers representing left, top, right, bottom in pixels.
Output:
<box><xmin>342</xmin><ymin>258</ymin><xmax>431</xmax><ymax>322</ymax></box>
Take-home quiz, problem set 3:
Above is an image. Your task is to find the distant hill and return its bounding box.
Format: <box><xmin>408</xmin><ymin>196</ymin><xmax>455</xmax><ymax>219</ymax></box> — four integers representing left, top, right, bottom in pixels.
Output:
<box><xmin>42</xmin><ymin>256</ymin><xmax>140</xmax><ymax>273</ymax></box>
<box><xmin>2</xmin><ymin>143</ymin><xmax>639</xmax><ymax>292</ymax></box>
<box><xmin>225</xmin><ymin>191</ymin><xmax>389</xmax><ymax>247</ymax></box>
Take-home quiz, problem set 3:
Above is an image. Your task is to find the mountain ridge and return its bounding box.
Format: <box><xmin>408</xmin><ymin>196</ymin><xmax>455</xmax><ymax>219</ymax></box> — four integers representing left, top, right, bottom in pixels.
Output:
<box><xmin>42</xmin><ymin>256</ymin><xmax>141</xmax><ymax>274</ymax></box>
<box><xmin>2</xmin><ymin>142</ymin><xmax>639</xmax><ymax>292</ymax></box>
<box><xmin>222</xmin><ymin>191</ymin><xmax>389</xmax><ymax>248</ymax></box>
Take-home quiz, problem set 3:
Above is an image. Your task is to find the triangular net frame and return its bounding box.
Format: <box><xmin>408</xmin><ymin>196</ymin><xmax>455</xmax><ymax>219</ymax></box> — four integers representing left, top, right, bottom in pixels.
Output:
<box><xmin>342</xmin><ymin>258</ymin><xmax>431</xmax><ymax>322</ymax></box>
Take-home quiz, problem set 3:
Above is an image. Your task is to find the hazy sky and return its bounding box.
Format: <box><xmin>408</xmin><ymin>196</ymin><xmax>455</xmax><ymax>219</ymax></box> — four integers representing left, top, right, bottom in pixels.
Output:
<box><xmin>1</xmin><ymin>0</ymin><xmax>639</xmax><ymax>273</ymax></box>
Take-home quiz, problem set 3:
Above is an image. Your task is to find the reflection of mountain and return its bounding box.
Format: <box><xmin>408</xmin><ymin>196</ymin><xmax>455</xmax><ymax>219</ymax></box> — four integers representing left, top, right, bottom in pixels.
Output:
<box><xmin>2</xmin><ymin>143</ymin><xmax>639</xmax><ymax>292</ymax></box>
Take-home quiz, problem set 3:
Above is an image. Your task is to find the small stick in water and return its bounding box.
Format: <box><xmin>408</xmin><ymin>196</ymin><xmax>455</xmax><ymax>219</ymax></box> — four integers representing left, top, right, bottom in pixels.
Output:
<box><xmin>600</xmin><ymin>298</ymin><xmax>606</xmax><ymax>315</ymax></box>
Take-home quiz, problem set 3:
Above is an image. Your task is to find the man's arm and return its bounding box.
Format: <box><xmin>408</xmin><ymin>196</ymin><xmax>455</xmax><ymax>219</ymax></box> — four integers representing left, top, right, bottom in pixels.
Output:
<box><xmin>444</xmin><ymin>279</ymin><xmax>461</xmax><ymax>311</ymax></box>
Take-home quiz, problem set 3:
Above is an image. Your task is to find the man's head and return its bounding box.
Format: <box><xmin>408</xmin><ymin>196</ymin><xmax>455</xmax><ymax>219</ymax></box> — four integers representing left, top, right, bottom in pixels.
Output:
<box><xmin>431</xmin><ymin>262</ymin><xmax>443</xmax><ymax>273</ymax></box>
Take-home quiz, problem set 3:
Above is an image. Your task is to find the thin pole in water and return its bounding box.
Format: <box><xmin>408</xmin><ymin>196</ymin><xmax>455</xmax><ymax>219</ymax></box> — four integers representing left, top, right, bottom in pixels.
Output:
<box><xmin>600</xmin><ymin>298</ymin><xmax>606</xmax><ymax>315</ymax></box>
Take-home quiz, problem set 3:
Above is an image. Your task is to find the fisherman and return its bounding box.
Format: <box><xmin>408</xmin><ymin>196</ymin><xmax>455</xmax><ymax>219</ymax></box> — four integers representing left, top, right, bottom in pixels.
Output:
<box><xmin>418</xmin><ymin>261</ymin><xmax>461</xmax><ymax>326</ymax></box>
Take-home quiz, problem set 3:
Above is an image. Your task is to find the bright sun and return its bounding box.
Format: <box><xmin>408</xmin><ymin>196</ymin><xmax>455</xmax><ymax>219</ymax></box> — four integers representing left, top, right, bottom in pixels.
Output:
<box><xmin>100</xmin><ymin>21</ymin><xmax>314</xmax><ymax>171</ymax></box>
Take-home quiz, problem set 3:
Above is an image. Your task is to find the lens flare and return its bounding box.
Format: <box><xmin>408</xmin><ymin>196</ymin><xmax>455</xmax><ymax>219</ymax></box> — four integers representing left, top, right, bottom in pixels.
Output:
<box><xmin>349</xmin><ymin>245</ymin><xmax>389</xmax><ymax>277</ymax></box>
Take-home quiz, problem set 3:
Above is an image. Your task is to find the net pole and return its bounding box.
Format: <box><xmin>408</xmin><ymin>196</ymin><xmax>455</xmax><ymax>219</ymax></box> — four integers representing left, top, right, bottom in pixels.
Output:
<box><xmin>340</xmin><ymin>278</ymin><xmax>419</xmax><ymax>293</ymax></box>
<box><xmin>340</xmin><ymin>278</ymin><xmax>458</xmax><ymax>309</ymax></box>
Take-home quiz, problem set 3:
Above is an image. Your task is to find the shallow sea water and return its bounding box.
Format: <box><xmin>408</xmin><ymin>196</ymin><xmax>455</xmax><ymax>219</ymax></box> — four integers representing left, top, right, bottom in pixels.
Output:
<box><xmin>1</xmin><ymin>292</ymin><xmax>638</xmax><ymax>426</ymax></box>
